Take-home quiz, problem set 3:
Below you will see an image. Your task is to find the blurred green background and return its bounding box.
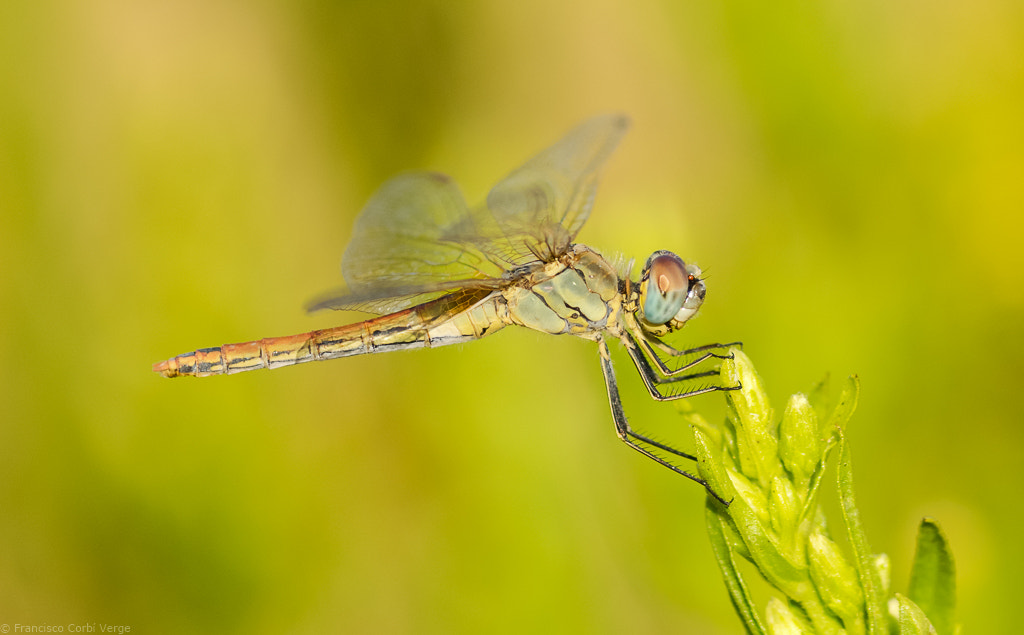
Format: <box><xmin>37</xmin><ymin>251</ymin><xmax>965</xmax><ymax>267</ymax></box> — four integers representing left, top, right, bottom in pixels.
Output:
<box><xmin>2</xmin><ymin>0</ymin><xmax>1021</xmax><ymax>632</ymax></box>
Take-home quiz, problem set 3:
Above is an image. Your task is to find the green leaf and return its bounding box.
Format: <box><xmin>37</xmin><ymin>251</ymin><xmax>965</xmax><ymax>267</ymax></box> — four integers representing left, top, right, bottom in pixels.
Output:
<box><xmin>824</xmin><ymin>374</ymin><xmax>859</xmax><ymax>436</ymax></box>
<box><xmin>705</xmin><ymin>503</ymin><xmax>767</xmax><ymax>635</ymax></box>
<box><xmin>833</xmin><ymin>387</ymin><xmax>887</xmax><ymax>635</ymax></box>
<box><xmin>907</xmin><ymin>519</ymin><xmax>957</xmax><ymax>635</ymax></box>
<box><xmin>896</xmin><ymin>594</ymin><xmax>938</xmax><ymax>634</ymax></box>
<box><xmin>805</xmin><ymin>374</ymin><xmax>831</xmax><ymax>426</ymax></box>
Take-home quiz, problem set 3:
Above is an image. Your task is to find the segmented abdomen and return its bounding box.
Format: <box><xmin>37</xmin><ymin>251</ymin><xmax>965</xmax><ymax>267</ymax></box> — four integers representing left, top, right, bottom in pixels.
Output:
<box><xmin>153</xmin><ymin>288</ymin><xmax>505</xmax><ymax>378</ymax></box>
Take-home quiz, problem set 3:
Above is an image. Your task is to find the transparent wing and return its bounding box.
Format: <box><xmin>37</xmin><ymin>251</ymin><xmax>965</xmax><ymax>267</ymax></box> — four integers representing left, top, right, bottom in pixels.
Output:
<box><xmin>310</xmin><ymin>172</ymin><xmax>511</xmax><ymax>314</ymax></box>
<box><xmin>311</xmin><ymin>115</ymin><xmax>630</xmax><ymax>314</ymax></box>
<box><xmin>342</xmin><ymin>172</ymin><xmax>508</xmax><ymax>287</ymax></box>
<box><xmin>480</xmin><ymin>113</ymin><xmax>630</xmax><ymax>262</ymax></box>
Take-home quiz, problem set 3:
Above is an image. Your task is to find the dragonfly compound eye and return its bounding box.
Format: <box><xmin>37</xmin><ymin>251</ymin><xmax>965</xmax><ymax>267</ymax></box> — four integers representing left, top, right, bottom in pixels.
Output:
<box><xmin>641</xmin><ymin>251</ymin><xmax>689</xmax><ymax>324</ymax></box>
<box><xmin>673</xmin><ymin>262</ymin><xmax>706</xmax><ymax>324</ymax></box>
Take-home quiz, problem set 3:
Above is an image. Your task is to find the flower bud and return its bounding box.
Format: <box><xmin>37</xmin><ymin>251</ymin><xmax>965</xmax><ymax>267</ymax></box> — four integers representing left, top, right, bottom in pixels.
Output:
<box><xmin>728</xmin><ymin>466</ymin><xmax>770</xmax><ymax>526</ymax></box>
<box><xmin>874</xmin><ymin>552</ymin><xmax>891</xmax><ymax>599</ymax></box>
<box><xmin>769</xmin><ymin>475</ymin><xmax>801</xmax><ymax>554</ymax></box>
<box><xmin>779</xmin><ymin>393</ymin><xmax>822</xmax><ymax>487</ymax></box>
<box><xmin>722</xmin><ymin>350</ymin><xmax>781</xmax><ymax>484</ymax></box>
<box><xmin>808</xmin><ymin>530</ymin><xmax>865</xmax><ymax>630</ymax></box>
<box><xmin>765</xmin><ymin>597</ymin><xmax>814</xmax><ymax>635</ymax></box>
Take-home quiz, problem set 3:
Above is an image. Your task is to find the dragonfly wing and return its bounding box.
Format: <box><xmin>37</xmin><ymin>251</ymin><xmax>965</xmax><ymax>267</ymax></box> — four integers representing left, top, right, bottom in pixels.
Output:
<box><xmin>315</xmin><ymin>116</ymin><xmax>630</xmax><ymax>313</ymax></box>
<box><xmin>312</xmin><ymin>171</ymin><xmax>513</xmax><ymax>314</ymax></box>
<box><xmin>341</xmin><ymin>171</ymin><xmax>511</xmax><ymax>287</ymax></box>
<box><xmin>481</xmin><ymin>113</ymin><xmax>630</xmax><ymax>262</ymax></box>
<box><xmin>306</xmin><ymin>278</ymin><xmax>505</xmax><ymax>315</ymax></box>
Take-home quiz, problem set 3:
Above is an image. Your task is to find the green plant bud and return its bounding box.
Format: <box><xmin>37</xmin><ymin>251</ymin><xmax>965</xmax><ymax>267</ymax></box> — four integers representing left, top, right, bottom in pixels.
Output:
<box><xmin>722</xmin><ymin>350</ymin><xmax>781</xmax><ymax>484</ymax></box>
<box><xmin>808</xmin><ymin>530</ymin><xmax>865</xmax><ymax>630</ymax></box>
<box><xmin>692</xmin><ymin>418</ymin><xmax>738</xmax><ymax>506</ymax></box>
<box><xmin>874</xmin><ymin>552</ymin><xmax>891</xmax><ymax>599</ymax></box>
<box><xmin>779</xmin><ymin>393</ymin><xmax>822</xmax><ymax>487</ymax></box>
<box><xmin>769</xmin><ymin>475</ymin><xmax>802</xmax><ymax>553</ymax></box>
<box><xmin>729</xmin><ymin>466</ymin><xmax>771</xmax><ymax>526</ymax></box>
<box><xmin>765</xmin><ymin>597</ymin><xmax>815</xmax><ymax>635</ymax></box>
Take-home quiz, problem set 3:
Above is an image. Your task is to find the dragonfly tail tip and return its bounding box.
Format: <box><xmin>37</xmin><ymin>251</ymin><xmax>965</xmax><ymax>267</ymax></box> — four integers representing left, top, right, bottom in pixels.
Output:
<box><xmin>152</xmin><ymin>359</ymin><xmax>177</xmax><ymax>378</ymax></box>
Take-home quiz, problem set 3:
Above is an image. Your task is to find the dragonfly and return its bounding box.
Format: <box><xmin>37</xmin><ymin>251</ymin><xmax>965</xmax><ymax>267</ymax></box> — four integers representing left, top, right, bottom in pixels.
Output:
<box><xmin>153</xmin><ymin>114</ymin><xmax>739</xmax><ymax>497</ymax></box>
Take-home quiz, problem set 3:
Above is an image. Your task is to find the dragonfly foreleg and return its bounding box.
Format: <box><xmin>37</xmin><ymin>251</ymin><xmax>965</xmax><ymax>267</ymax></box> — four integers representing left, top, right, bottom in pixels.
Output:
<box><xmin>624</xmin><ymin>333</ymin><xmax>739</xmax><ymax>401</ymax></box>
<box><xmin>597</xmin><ymin>339</ymin><xmax>729</xmax><ymax>505</ymax></box>
<box><xmin>641</xmin><ymin>335</ymin><xmax>742</xmax><ymax>376</ymax></box>
<box><xmin>649</xmin><ymin>336</ymin><xmax>743</xmax><ymax>358</ymax></box>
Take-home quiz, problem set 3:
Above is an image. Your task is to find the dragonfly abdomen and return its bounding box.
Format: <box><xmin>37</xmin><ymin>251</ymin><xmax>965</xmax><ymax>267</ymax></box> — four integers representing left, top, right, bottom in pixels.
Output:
<box><xmin>152</xmin><ymin>326</ymin><xmax>368</xmax><ymax>378</ymax></box>
<box><xmin>153</xmin><ymin>289</ymin><xmax>507</xmax><ymax>378</ymax></box>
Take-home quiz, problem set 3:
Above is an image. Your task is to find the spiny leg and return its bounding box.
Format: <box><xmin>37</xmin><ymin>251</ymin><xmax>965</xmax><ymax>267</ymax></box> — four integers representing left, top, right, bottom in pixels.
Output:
<box><xmin>597</xmin><ymin>339</ymin><xmax>729</xmax><ymax>505</ymax></box>
<box><xmin>624</xmin><ymin>332</ymin><xmax>741</xmax><ymax>401</ymax></box>
<box><xmin>621</xmin><ymin>334</ymin><xmax>738</xmax><ymax>463</ymax></box>
<box><xmin>648</xmin><ymin>336</ymin><xmax>744</xmax><ymax>359</ymax></box>
<box><xmin>641</xmin><ymin>336</ymin><xmax>742</xmax><ymax>377</ymax></box>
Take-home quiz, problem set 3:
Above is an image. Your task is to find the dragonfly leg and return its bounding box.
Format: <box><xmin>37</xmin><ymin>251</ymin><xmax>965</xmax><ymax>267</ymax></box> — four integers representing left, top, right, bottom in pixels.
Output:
<box><xmin>597</xmin><ymin>339</ymin><xmax>730</xmax><ymax>505</ymax></box>
<box><xmin>625</xmin><ymin>333</ymin><xmax>742</xmax><ymax>400</ymax></box>
<box><xmin>650</xmin><ymin>337</ymin><xmax>744</xmax><ymax>358</ymax></box>
<box><xmin>641</xmin><ymin>335</ymin><xmax>742</xmax><ymax>376</ymax></box>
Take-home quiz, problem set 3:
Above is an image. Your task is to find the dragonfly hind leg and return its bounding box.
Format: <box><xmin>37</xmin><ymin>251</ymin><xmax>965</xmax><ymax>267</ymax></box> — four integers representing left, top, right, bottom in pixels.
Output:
<box><xmin>597</xmin><ymin>339</ymin><xmax>730</xmax><ymax>505</ymax></box>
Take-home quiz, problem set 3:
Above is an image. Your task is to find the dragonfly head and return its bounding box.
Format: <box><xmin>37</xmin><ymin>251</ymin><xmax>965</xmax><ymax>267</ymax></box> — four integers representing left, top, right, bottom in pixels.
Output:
<box><xmin>636</xmin><ymin>250</ymin><xmax>705</xmax><ymax>335</ymax></box>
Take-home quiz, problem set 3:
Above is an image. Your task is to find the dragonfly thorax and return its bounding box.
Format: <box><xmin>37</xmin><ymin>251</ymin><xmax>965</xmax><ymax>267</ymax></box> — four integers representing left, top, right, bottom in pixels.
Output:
<box><xmin>635</xmin><ymin>250</ymin><xmax>706</xmax><ymax>337</ymax></box>
<box><xmin>503</xmin><ymin>245</ymin><xmax>623</xmax><ymax>337</ymax></box>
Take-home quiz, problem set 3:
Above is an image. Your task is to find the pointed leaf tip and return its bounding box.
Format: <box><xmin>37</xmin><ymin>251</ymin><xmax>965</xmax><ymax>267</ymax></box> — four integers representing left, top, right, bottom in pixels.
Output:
<box><xmin>896</xmin><ymin>594</ymin><xmax>938</xmax><ymax>634</ymax></box>
<box><xmin>908</xmin><ymin>518</ymin><xmax>957</xmax><ymax>635</ymax></box>
<box><xmin>828</xmin><ymin>375</ymin><xmax>860</xmax><ymax>431</ymax></box>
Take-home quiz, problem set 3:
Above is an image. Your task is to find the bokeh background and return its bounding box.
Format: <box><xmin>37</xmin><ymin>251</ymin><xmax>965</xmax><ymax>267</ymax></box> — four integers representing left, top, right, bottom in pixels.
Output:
<box><xmin>2</xmin><ymin>0</ymin><xmax>1021</xmax><ymax>632</ymax></box>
